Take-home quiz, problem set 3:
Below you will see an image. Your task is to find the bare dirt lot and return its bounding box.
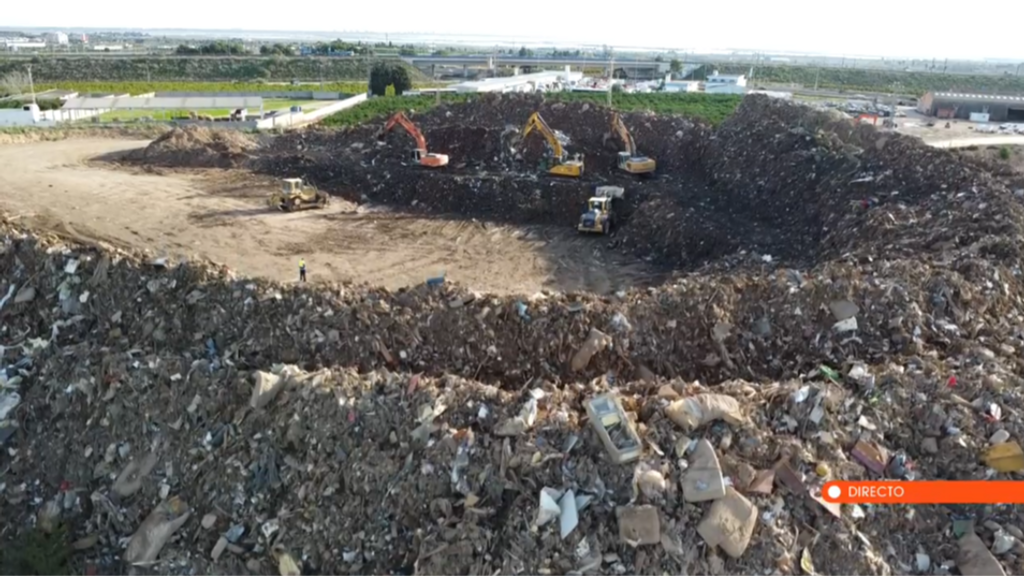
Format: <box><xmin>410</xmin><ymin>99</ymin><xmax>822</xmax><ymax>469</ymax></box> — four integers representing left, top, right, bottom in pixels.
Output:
<box><xmin>0</xmin><ymin>139</ymin><xmax>665</xmax><ymax>295</ymax></box>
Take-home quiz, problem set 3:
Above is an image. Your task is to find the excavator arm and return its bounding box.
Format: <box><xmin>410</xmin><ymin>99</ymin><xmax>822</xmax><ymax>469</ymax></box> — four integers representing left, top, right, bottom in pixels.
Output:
<box><xmin>383</xmin><ymin>112</ymin><xmax>429</xmax><ymax>151</ymax></box>
<box><xmin>611</xmin><ymin>113</ymin><xmax>656</xmax><ymax>175</ymax></box>
<box><xmin>380</xmin><ymin>112</ymin><xmax>449</xmax><ymax>167</ymax></box>
<box><xmin>522</xmin><ymin>112</ymin><xmax>566</xmax><ymax>160</ymax></box>
<box><xmin>612</xmin><ymin>113</ymin><xmax>637</xmax><ymax>156</ymax></box>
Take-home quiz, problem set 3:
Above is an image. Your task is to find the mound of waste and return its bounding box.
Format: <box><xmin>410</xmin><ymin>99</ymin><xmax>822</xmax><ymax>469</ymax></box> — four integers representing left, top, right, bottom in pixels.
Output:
<box><xmin>126</xmin><ymin>125</ymin><xmax>260</xmax><ymax>169</ymax></box>
<box><xmin>3</xmin><ymin>208</ymin><xmax>1024</xmax><ymax>574</ymax></box>
<box><xmin>247</xmin><ymin>94</ymin><xmax>1024</xmax><ymax>272</ymax></box>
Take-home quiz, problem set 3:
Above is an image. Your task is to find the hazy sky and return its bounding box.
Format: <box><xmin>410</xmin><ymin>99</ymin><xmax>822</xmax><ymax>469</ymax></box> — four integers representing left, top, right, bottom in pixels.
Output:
<box><xmin>9</xmin><ymin>0</ymin><xmax>1024</xmax><ymax>60</ymax></box>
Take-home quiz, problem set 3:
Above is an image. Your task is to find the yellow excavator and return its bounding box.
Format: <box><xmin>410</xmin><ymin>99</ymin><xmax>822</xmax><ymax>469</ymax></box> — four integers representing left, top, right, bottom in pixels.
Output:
<box><xmin>521</xmin><ymin>112</ymin><xmax>584</xmax><ymax>178</ymax></box>
<box><xmin>611</xmin><ymin>113</ymin><xmax>656</xmax><ymax>175</ymax></box>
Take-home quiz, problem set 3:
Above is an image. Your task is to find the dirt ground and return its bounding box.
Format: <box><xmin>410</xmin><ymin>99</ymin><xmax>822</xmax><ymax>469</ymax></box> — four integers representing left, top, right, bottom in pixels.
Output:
<box><xmin>0</xmin><ymin>139</ymin><xmax>664</xmax><ymax>295</ymax></box>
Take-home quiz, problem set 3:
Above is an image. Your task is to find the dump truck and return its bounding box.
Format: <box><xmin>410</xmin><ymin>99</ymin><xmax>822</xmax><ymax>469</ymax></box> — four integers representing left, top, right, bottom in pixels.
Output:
<box><xmin>521</xmin><ymin>112</ymin><xmax>584</xmax><ymax>178</ymax></box>
<box><xmin>268</xmin><ymin>178</ymin><xmax>329</xmax><ymax>211</ymax></box>
<box><xmin>610</xmin><ymin>113</ymin><xmax>656</xmax><ymax>175</ymax></box>
<box><xmin>578</xmin><ymin>186</ymin><xmax>625</xmax><ymax>234</ymax></box>
<box><xmin>378</xmin><ymin>112</ymin><xmax>449</xmax><ymax>168</ymax></box>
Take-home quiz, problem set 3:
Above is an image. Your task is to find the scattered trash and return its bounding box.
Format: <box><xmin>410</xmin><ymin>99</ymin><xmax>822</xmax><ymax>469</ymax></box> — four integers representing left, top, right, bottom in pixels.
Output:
<box><xmin>958</xmin><ymin>530</ymin><xmax>1007</xmax><ymax>576</ymax></box>
<box><xmin>124</xmin><ymin>496</ymin><xmax>191</xmax><ymax>565</ymax></box>
<box><xmin>665</xmin><ymin>394</ymin><xmax>743</xmax><ymax>431</ymax></box>
<box><xmin>585</xmin><ymin>393</ymin><xmax>641</xmax><ymax>464</ymax></box>
<box><xmin>983</xmin><ymin>442</ymin><xmax>1024</xmax><ymax>473</ymax></box>
<box><xmin>617</xmin><ymin>505</ymin><xmax>660</xmax><ymax>546</ymax></box>
<box><xmin>681</xmin><ymin>439</ymin><xmax>726</xmax><ymax>502</ymax></box>
<box><xmin>696</xmin><ymin>487</ymin><xmax>758</xmax><ymax>558</ymax></box>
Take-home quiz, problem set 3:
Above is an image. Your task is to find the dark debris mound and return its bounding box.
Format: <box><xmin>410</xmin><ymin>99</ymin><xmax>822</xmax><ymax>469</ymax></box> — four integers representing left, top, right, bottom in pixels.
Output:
<box><xmin>245</xmin><ymin>93</ymin><xmax>1024</xmax><ymax>273</ymax></box>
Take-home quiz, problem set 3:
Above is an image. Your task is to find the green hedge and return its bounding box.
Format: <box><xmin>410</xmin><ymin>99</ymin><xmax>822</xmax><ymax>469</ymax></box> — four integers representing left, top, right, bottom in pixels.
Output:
<box><xmin>0</xmin><ymin>56</ymin><xmax>425</xmax><ymax>83</ymax></box>
<box><xmin>708</xmin><ymin>64</ymin><xmax>1024</xmax><ymax>96</ymax></box>
<box><xmin>321</xmin><ymin>92</ymin><xmax>742</xmax><ymax>128</ymax></box>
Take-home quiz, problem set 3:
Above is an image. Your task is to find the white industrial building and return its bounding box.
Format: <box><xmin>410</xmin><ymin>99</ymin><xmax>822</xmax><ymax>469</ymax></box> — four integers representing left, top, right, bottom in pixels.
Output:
<box><xmin>451</xmin><ymin>68</ymin><xmax>584</xmax><ymax>94</ymax></box>
<box><xmin>704</xmin><ymin>72</ymin><xmax>748</xmax><ymax>95</ymax></box>
<box><xmin>43</xmin><ymin>32</ymin><xmax>69</xmax><ymax>45</ymax></box>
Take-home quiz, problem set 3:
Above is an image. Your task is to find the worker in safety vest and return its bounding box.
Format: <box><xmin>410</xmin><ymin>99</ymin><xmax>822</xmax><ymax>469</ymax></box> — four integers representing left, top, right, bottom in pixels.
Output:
<box><xmin>299</xmin><ymin>258</ymin><xmax>307</xmax><ymax>283</ymax></box>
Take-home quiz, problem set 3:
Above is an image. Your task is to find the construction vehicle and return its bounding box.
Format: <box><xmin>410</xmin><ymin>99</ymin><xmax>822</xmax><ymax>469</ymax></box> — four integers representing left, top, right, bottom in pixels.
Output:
<box><xmin>267</xmin><ymin>178</ymin><xmax>329</xmax><ymax>211</ymax></box>
<box><xmin>521</xmin><ymin>112</ymin><xmax>584</xmax><ymax>178</ymax></box>
<box><xmin>610</xmin><ymin>113</ymin><xmax>656</xmax><ymax>175</ymax></box>
<box><xmin>855</xmin><ymin>113</ymin><xmax>878</xmax><ymax>125</ymax></box>
<box><xmin>578</xmin><ymin>186</ymin><xmax>624</xmax><ymax>234</ymax></box>
<box><xmin>378</xmin><ymin>112</ymin><xmax>449</xmax><ymax>168</ymax></box>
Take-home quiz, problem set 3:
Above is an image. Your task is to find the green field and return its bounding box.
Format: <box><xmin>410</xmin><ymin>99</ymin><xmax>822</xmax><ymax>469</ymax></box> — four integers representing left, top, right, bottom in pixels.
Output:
<box><xmin>704</xmin><ymin>64</ymin><xmax>1024</xmax><ymax>96</ymax></box>
<box><xmin>0</xmin><ymin>56</ymin><xmax>429</xmax><ymax>84</ymax></box>
<box><xmin>33</xmin><ymin>81</ymin><xmax>375</xmax><ymax>95</ymax></box>
<box><xmin>91</xmin><ymin>99</ymin><xmax>325</xmax><ymax>121</ymax></box>
<box><xmin>320</xmin><ymin>92</ymin><xmax>743</xmax><ymax>128</ymax></box>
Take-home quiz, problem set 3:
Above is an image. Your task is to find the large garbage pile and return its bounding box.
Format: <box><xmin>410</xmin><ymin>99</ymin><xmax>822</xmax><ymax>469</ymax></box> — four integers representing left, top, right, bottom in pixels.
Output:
<box><xmin>3</xmin><ymin>213</ymin><xmax>1024</xmax><ymax>575</ymax></box>
<box><xmin>126</xmin><ymin>125</ymin><xmax>261</xmax><ymax>169</ymax></box>
<box><xmin>245</xmin><ymin>94</ymin><xmax>1022</xmax><ymax>272</ymax></box>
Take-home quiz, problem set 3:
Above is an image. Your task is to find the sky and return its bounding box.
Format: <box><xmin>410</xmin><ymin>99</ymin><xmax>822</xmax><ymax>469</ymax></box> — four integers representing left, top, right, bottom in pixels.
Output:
<box><xmin>8</xmin><ymin>0</ymin><xmax>1024</xmax><ymax>60</ymax></box>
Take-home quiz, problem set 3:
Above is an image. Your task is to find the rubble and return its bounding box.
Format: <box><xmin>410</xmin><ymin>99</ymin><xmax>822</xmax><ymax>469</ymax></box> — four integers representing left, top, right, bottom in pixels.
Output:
<box><xmin>5</xmin><ymin>90</ymin><xmax>1024</xmax><ymax>575</ymax></box>
<box><xmin>125</xmin><ymin>125</ymin><xmax>260</xmax><ymax>168</ymax></box>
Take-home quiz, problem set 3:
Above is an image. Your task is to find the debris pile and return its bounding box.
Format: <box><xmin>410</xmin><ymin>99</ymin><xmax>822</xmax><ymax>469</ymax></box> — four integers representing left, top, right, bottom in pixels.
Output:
<box><xmin>247</xmin><ymin>94</ymin><xmax>1020</xmax><ymax>272</ymax></box>
<box><xmin>3</xmin><ymin>195</ymin><xmax>1024</xmax><ymax>573</ymax></box>
<box><xmin>127</xmin><ymin>125</ymin><xmax>261</xmax><ymax>169</ymax></box>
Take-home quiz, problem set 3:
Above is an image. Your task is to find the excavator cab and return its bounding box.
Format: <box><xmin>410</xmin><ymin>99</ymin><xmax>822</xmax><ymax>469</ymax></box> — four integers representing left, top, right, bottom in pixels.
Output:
<box><xmin>522</xmin><ymin>112</ymin><xmax>584</xmax><ymax>178</ymax></box>
<box><xmin>611</xmin><ymin>114</ymin><xmax>656</xmax><ymax>175</ymax></box>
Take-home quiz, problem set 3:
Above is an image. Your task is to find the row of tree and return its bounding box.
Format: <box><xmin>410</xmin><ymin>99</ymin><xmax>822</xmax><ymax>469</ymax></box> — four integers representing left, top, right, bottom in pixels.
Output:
<box><xmin>174</xmin><ymin>41</ymin><xmax>246</xmax><ymax>56</ymax></box>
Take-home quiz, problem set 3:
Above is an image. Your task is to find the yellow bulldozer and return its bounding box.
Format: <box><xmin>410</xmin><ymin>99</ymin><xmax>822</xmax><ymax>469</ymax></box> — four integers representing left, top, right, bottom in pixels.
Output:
<box><xmin>578</xmin><ymin>186</ymin><xmax>625</xmax><ymax>235</ymax></box>
<box><xmin>268</xmin><ymin>178</ymin><xmax>329</xmax><ymax>211</ymax></box>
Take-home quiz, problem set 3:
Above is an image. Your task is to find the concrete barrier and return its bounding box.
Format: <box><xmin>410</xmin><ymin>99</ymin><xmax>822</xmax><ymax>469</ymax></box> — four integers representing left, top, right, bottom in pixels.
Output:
<box><xmin>255</xmin><ymin>93</ymin><xmax>367</xmax><ymax>130</ymax></box>
<box><xmin>155</xmin><ymin>91</ymin><xmax>353</xmax><ymax>100</ymax></box>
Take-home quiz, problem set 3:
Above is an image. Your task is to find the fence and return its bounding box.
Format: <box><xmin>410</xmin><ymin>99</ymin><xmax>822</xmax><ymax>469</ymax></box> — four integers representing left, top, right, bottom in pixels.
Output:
<box><xmin>0</xmin><ymin>107</ymin><xmax>107</xmax><ymax>127</ymax></box>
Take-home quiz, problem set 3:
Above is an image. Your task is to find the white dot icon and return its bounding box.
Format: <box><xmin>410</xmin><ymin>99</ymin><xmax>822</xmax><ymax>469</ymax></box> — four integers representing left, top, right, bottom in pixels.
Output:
<box><xmin>827</xmin><ymin>485</ymin><xmax>841</xmax><ymax>499</ymax></box>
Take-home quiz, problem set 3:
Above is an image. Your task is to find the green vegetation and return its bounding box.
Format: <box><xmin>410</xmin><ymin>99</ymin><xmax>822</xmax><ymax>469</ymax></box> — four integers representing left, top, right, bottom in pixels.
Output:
<box><xmin>31</xmin><ymin>81</ymin><xmax>374</xmax><ymax>95</ymax></box>
<box><xmin>1000</xmin><ymin>146</ymin><xmax>1012</xmax><ymax>160</ymax></box>
<box><xmin>175</xmin><ymin>41</ymin><xmax>246</xmax><ymax>56</ymax></box>
<box><xmin>369</xmin><ymin>61</ymin><xmax>412</xmax><ymax>96</ymax></box>
<box><xmin>321</xmin><ymin>94</ymin><xmax>465</xmax><ymax>127</ymax></box>
<box><xmin>0</xmin><ymin>57</ymin><xmax>426</xmax><ymax>83</ymax></box>
<box><xmin>702</xmin><ymin>64</ymin><xmax>1024</xmax><ymax>96</ymax></box>
<box><xmin>0</xmin><ymin>98</ymin><xmax>63</xmax><ymax>110</ymax></box>
<box><xmin>0</xmin><ymin>525</ymin><xmax>70</xmax><ymax>575</ymax></box>
<box><xmin>92</xmin><ymin>98</ymin><xmax>322</xmax><ymax>121</ymax></box>
<box><xmin>321</xmin><ymin>92</ymin><xmax>742</xmax><ymax>128</ymax></box>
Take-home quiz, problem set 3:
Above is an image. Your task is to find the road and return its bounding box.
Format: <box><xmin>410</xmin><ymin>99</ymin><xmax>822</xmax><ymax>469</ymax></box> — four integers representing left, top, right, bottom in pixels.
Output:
<box><xmin>925</xmin><ymin>135</ymin><xmax>1024</xmax><ymax>149</ymax></box>
<box><xmin>0</xmin><ymin>139</ymin><xmax>663</xmax><ymax>295</ymax></box>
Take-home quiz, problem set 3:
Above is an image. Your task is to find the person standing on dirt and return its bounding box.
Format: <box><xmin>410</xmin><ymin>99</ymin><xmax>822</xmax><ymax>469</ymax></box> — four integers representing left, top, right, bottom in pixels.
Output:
<box><xmin>299</xmin><ymin>258</ymin><xmax>307</xmax><ymax>283</ymax></box>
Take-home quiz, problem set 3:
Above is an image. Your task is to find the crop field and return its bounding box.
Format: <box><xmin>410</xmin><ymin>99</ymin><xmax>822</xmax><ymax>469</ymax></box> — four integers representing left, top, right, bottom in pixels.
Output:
<box><xmin>33</xmin><ymin>81</ymin><xmax>376</xmax><ymax>95</ymax></box>
<box><xmin>320</xmin><ymin>92</ymin><xmax>743</xmax><ymax>127</ymax></box>
<box><xmin>712</xmin><ymin>64</ymin><xmax>1024</xmax><ymax>95</ymax></box>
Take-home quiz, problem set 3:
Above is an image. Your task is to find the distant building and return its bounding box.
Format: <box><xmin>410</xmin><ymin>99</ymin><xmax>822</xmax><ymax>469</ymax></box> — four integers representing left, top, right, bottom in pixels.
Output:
<box><xmin>704</xmin><ymin>72</ymin><xmax>748</xmax><ymax>95</ymax></box>
<box><xmin>43</xmin><ymin>32</ymin><xmax>69</xmax><ymax>45</ymax></box>
<box><xmin>917</xmin><ymin>92</ymin><xmax>1024</xmax><ymax>122</ymax></box>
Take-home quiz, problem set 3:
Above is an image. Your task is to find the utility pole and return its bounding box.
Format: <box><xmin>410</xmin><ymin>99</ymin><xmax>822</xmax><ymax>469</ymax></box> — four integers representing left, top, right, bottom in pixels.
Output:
<box><xmin>27</xmin><ymin>65</ymin><xmax>36</xmax><ymax>104</ymax></box>
<box><xmin>607</xmin><ymin>56</ymin><xmax>614</xmax><ymax>107</ymax></box>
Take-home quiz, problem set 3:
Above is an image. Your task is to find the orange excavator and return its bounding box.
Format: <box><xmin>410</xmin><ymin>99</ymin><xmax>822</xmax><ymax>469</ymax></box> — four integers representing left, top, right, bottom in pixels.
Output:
<box><xmin>378</xmin><ymin>112</ymin><xmax>449</xmax><ymax>168</ymax></box>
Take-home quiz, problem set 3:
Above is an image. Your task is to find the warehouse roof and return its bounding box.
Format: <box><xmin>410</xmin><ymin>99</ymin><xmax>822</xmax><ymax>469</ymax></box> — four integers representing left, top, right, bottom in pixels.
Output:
<box><xmin>61</xmin><ymin>96</ymin><xmax>264</xmax><ymax>110</ymax></box>
<box><xmin>932</xmin><ymin>92</ymin><xmax>1024</xmax><ymax>102</ymax></box>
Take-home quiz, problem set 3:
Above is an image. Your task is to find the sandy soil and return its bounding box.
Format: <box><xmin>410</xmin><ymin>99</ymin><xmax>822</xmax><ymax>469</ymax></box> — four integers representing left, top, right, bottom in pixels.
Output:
<box><xmin>0</xmin><ymin>139</ymin><xmax>664</xmax><ymax>295</ymax></box>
